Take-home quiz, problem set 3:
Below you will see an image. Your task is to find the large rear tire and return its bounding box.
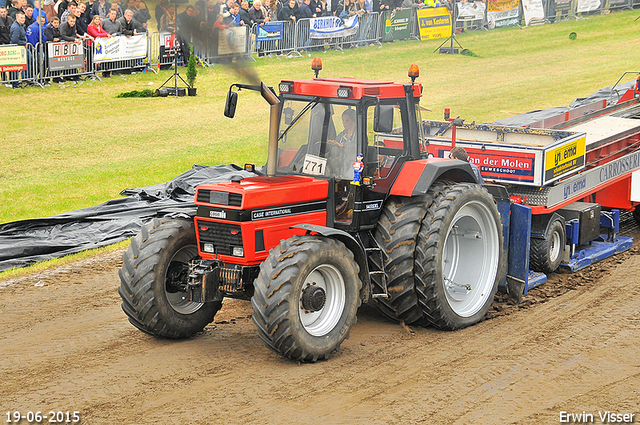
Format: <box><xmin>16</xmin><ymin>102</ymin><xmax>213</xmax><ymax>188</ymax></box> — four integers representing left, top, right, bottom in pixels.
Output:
<box><xmin>251</xmin><ymin>235</ymin><xmax>361</xmax><ymax>362</ymax></box>
<box><xmin>415</xmin><ymin>183</ymin><xmax>503</xmax><ymax>330</ymax></box>
<box><xmin>530</xmin><ymin>219</ymin><xmax>565</xmax><ymax>273</ymax></box>
<box><xmin>118</xmin><ymin>218</ymin><xmax>220</xmax><ymax>338</ymax></box>
<box><xmin>372</xmin><ymin>196</ymin><xmax>433</xmax><ymax>325</ymax></box>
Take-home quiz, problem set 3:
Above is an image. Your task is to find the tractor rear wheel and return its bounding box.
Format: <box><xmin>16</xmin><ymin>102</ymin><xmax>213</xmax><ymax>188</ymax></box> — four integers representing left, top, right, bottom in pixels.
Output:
<box><xmin>251</xmin><ymin>235</ymin><xmax>361</xmax><ymax>362</ymax></box>
<box><xmin>415</xmin><ymin>183</ymin><xmax>503</xmax><ymax>330</ymax></box>
<box><xmin>118</xmin><ymin>218</ymin><xmax>220</xmax><ymax>338</ymax></box>
<box><xmin>372</xmin><ymin>195</ymin><xmax>433</xmax><ymax>326</ymax></box>
<box><xmin>530</xmin><ymin>219</ymin><xmax>565</xmax><ymax>273</ymax></box>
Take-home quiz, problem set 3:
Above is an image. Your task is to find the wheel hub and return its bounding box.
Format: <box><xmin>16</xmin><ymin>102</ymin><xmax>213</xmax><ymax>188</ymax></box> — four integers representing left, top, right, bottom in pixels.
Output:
<box><xmin>301</xmin><ymin>284</ymin><xmax>326</xmax><ymax>312</ymax></box>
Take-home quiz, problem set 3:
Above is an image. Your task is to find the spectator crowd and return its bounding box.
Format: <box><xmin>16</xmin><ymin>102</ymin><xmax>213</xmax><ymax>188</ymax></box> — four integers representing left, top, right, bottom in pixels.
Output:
<box><xmin>1</xmin><ymin>0</ymin><xmax>447</xmax><ymax>87</ymax></box>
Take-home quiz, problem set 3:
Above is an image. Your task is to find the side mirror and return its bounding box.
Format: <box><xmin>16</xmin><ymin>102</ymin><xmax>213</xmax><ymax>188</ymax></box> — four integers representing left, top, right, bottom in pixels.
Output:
<box><xmin>374</xmin><ymin>105</ymin><xmax>393</xmax><ymax>133</ymax></box>
<box><xmin>224</xmin><ymin>90</ymin><xmax>238</xmax><ymax>118</ymax></box>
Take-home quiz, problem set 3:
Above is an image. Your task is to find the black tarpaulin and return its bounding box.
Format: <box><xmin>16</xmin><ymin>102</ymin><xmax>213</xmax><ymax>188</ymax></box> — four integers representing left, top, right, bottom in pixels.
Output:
<box><xmin>0</xmin><ymin>164</ymin><xmax>255</xmax><ymax>272</ymax></box>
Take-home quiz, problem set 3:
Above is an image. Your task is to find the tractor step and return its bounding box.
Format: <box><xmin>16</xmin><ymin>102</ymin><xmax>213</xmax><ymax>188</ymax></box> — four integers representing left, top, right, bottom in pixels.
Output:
<box><xmin>365</xmin><ymin>244</ymin><xmax>389</xmax><ymax>299</ymax></box>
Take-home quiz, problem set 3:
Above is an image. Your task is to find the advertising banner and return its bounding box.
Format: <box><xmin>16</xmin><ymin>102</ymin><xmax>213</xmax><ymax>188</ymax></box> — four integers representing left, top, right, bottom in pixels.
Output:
<box><xmin>416</xmin><ymin>7</ymin><xmax>452</xmax><ymax>41</ymax></box>
<box><xmin>381</xmin><ymin>9</ymin><xmax>411</xmax><ymax>41</ymax></box>
<box><xmin>47</xmin><ymin>41</ymin><xmax>84</xmax><ymax>71</ymax></box>
<box><xmin>576</xmin><ymin>0</ymin><xmax>601</xmax><ymax>12</ymax></box>
<box><xmin>0</xmin><ymin>45</ymin><xmax>27</xmax><ymax>72</ymax></box>
<box><xmin>543</xmin><ymin>135</ymin><xmax>586</xmax><ymax>184</ymax></box>
<box><xmin>428</xmin><ymin>143</ymin><xmax>538</xmax><ymax>183</ymax></box>
<box><xmin>487</xmin><ymin>0</ymin><xmax>520</xmax><ymax>28</ymax></box>
<box><xmin>256</xmin><ymin>22</ymin><xmax>283</xmax><ymax>41</ymax></box>
<box><xmin>310</xmin><ymin>15</ymin><xmax>359</xmax><ymax>39</ymax></box>
<box><xmin>217</xmin><ymin>27</ymin><xmax>249</xmax><ymax>55</ymax></box>
<box><xmin>456</xmin><ymin>1</ymin><xmax>486</xmax><ymax>22</ymax></box>
<box><xmin>522</xmin><ymin>0</ymin><xmax>545</xmax><ymax>25</ymax></box>
<box><xmin>93</xmin><ymin>34</ymin><xmax>147</xmax><ymax>63</ymax></box>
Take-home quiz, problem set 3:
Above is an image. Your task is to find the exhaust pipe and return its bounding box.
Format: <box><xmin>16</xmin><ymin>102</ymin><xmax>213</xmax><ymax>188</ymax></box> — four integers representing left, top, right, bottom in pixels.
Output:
<box><xmin>261</xmin><ymin>83</ymin><xmax>281</xmax><ymax>177</ymax></box>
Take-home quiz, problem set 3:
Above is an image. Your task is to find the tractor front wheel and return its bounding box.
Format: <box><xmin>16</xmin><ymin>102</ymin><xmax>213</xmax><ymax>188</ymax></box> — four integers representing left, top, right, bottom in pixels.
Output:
<box><xmin>118</xmin><ymin>218</ymin><xmax>220</xmax><ymax>338</ymax></box>
<box><xmin>251</xmin><ymin>235</ymin><xmax>361</xmax><ymax>362</ymax></box>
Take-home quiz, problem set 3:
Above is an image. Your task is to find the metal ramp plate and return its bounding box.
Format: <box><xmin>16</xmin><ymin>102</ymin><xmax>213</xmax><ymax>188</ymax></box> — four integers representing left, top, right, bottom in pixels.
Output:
<box><xmin>561</xmin><ymin>236</ymin><xmax>633</xmax><ymax>272</ymax></box>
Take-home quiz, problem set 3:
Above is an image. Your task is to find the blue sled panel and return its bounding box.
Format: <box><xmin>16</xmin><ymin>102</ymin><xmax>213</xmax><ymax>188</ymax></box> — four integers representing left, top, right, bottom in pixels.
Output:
<box><xmin>562</xmin><ymin>236</ymin><xmax>634</xmax><ymax>272</ymax></box>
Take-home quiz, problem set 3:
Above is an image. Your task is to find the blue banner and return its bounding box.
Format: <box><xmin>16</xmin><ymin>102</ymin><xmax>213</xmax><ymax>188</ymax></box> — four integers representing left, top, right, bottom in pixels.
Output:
<box><xmin>310</xmin><ymin>16</ymin><xmax>359</xmax><ymax>39</ymax></box>
<box><xmin>257</xmin><ymin>23</ymin><xmax>284</xmax><ymax>41</ymax></box>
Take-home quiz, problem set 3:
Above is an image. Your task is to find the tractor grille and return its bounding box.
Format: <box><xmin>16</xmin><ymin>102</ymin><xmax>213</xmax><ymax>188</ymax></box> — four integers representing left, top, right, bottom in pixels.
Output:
<box><xmin>197</xmin><ymin>190</ymin><xmax>242</xmax><ymax>207</ymax></box>
<box><xmin>197</xmin><ymin>222</ymin><xmax>243</xmax><ymax>256</ymax></box>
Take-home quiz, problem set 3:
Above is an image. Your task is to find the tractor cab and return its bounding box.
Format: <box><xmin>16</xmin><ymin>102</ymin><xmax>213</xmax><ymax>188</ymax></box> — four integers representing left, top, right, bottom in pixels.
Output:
<box><xmin>263</xmin><ymin>66</ymin><xmax>424</xmax><ymax>230</ymax></box>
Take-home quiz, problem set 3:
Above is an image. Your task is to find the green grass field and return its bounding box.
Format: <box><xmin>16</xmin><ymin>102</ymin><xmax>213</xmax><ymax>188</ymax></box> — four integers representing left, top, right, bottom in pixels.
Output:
<box><xmin>2</xmin><ymin>9</ymin><xmax>639</xmax><ymax>225</ymax></box>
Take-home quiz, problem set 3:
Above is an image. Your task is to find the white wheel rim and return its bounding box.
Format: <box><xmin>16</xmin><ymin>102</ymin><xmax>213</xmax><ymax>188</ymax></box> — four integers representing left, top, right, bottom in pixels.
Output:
<box><xmin>442</xmin><ymin>200</ymin><xmax>500</xmax><ymax>317</ymax></box>
<box><xmin>549</xmin><ymin>229</ymin><xmax>561</xmax><ymax>263</ymax></box>
<box><xmin>299</xmin><ymin>264</ymin><xmax>346</xmax><ymax>337</ymax></box>
<box><xmin>165</xmin><ymin>245</ymin><xmax>204</xmax><ymax>315</ymax></box>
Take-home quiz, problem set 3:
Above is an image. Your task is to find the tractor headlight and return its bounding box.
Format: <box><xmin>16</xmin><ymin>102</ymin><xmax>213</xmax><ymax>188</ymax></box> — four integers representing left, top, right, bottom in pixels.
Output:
<box><xmin>203</xmin><ymin>243</ymin><xmax>215</xmax><ymax>253</ymax></box>
<box><xmin>232</xmin><ymin>246</ymin><xmax>244</xmax><ymax>257</ymax></box>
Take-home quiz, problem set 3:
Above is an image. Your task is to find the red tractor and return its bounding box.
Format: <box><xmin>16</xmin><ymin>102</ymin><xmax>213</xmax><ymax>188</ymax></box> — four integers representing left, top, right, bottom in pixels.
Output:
<box><xmin>118</xmin><ymin>61</ymin><xmax>505</xmax><ymax>362</ymax></box>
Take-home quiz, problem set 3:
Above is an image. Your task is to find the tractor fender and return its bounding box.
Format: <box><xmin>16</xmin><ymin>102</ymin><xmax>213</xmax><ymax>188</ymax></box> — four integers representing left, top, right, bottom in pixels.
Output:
<box><xmin>389</xmin><ymin>158</ymin><xmax>477</xmax><ymax>197</ymax></box>
<box><xmin>530</xmin><ymin>212</ymin><xmax>566</xmax><ymax>239</ymax></box>
<box><xmin>292</xmin><ymin>224</ymin><xmax>370</xmax><ymax>302</ymax></box>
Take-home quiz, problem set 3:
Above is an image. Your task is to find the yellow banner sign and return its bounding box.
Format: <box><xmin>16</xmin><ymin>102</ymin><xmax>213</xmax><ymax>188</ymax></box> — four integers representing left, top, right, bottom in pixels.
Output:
<box><xmin>416</xmin><ymin>7</ymin><xmax>452</xmax><ymax>41</ymax></box>
<box><xmin>544</xmin><ymin>136</ymin><xmax>586</xmax><ymax>183</ymax></box>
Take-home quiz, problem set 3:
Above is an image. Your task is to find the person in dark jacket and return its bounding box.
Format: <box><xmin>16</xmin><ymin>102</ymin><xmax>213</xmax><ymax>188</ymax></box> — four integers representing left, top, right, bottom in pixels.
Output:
<box><xmin>116</xmin><ymin>7</ymin><xmax>143</xmax><ymax>36</ymax></box>
<box><xmin>9</xmin><ymin>11</ymin><xmax>28</xmax><ymax>87</ymax></box>
<box><xmin>299</xmin><ymin>0</ymin><xmax>312</xmax><ymax>18</ymax></box>
<box><xmin>7</xmin><ymin>0</ymin><xmax>22</xmax><ymax>19</ymax></box>
<box><xmin>277</xmin><ymin>0</ymin><xmax>298</xmax><ymax>21</ymax></box>
<box><xmin>238</xmin><ymin>0</ymin><xmax>250</xmax><ymax>25</ymax></box>
<box><xmin>73</xmin><ymin>2</ymin><xmax>88</xmax><ymax>34</ymax></box>
<box><xmin>132</xmin><ymin>0</ymin><xmax>149</xmax><ymax>30</ymax></box>
<box><xmin>90</xmin><ymin>0</ymin><xmax>110</xmax><ymax>18</ymax></box>
<box><xmin>59</xmin><ymin>13</ymin><xmax>79</xmax><ymax>40</ymax></box>
<box><xmin>43</xmin><ymin>14</ymin><xmax>60</xmax><ymax>40</ymax></box>
<box><xmin>0</xmin><ymin>6</ymin><xmax>15</xmax><ymax>44</ymax></box>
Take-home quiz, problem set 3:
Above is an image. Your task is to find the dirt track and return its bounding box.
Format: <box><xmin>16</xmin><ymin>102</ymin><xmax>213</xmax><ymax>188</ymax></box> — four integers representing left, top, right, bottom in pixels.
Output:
<box><xmin>2</xmin><ymin>236</ymin><xmax>640</xmax><ymax>424</ymax></box>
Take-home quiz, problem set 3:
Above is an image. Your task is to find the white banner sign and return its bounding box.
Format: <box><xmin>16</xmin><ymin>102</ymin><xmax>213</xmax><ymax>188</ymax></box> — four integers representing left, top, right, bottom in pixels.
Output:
<box><xmin>576</xmin><ymin>0</ymin><xmax>600</xmax><ymax>12</ymax></box>
<box><xmin>310</xmin><ymin>16</ymin><xmax>359</xmax><ymax>39</ymax></box>
<box><xmin>93</xmin><ymin>34</ymin><xmax>147</xmax><ymax>63</ymax></box>
<box><xmin>522</xmin><ymin>0</ymin><xmax>545</xmax><ymax>25</ymax></box>
<box><xmin>457</xmin><ymin>1</ymin><xmax>486</xmax><ymax>21</ymax></box>
<box><xmin>217</xmin><ymin>27</ymin><xmax>249</xmax><ymax>55</ymax></box>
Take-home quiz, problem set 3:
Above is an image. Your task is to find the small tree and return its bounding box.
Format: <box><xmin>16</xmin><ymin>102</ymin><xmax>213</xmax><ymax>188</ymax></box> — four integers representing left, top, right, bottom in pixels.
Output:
<box><xmin>186</xmin><ymin>54</ymin><xmax>197</xmax><ymax>88</ymax></box>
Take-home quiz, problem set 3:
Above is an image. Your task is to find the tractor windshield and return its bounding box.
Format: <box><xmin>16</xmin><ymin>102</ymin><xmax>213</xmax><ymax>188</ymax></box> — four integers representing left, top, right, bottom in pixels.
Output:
<box><xmin>276</xmin><ymin>99</ymin><xmax>359</xmax><ymax>180</ymax></box>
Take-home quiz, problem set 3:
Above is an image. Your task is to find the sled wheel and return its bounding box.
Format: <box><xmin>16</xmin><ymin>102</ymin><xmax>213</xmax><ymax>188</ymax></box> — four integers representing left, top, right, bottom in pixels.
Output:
<box><xmin>530</xmin><ymin>219</ymin><xmax>565</xmax><ymax>273</ymax></box>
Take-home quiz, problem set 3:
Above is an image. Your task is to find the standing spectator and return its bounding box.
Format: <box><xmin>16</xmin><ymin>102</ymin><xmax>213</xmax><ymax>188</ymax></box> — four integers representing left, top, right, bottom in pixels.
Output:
<box><xmin>299</xmin><ymin>0</ymin><xmax>312</xmax><ymax>18</ymax></box>
<box><xmin>0</xmin><ymin>6</ymin><xmax>14</xmax><ymax>43</ymax></box>
<box><xmin>154</xmin><ymin>0</ymin><xmax>166</xmax><ymax>29</ymax></box>
<box><xmin>10</xmin><ymin>11</ymin><xmax>29</xmax><ymax>87</ymax></box>
<box><xmin>132</xmin><ymin>0</ymin><xmax>149</xmax><ymax>29</ymax></box>
<box><xmin>261</xmin><ymin>0</ymin><xmax>272</xmax><ymax>18</ymax></box>
<box><xmin>335</xmin><ymin>0</ymin><xmax>356</xmax><ymax>19</ymax></box>
<box><xmin>228</xmin><ymin>3</ymin><xmax>240</xmax><ymax>25</ymax></box>
<box><xmin>220</xmin><ymin>0</ymin><xmax>234</xmax><ymax>24</ymax></box>
<box><xmin>177</xmin><ymin>4</ymin><xmax>195</xmax><ymax>40</ymax></box>
<box><xmin>23</xmin><ymin>3</ymin><xmax>34</xmax><ymax>24</ymax></box>
<box><xmin>79</xmin><ymin>0</ymin><xmax>90</xmax><ymax>24</ymax></box>
<box><xmin>25</xmin><ymin>13</ymin><xmax>45</xmax><ymax>44</ymax></box>
<box><xmin>109</xmin><ymin>0</ymin><xmax>122</xmax><ymax>17</ymax></box>
<box><xmin>161</xmin><ymin>5</ymin><xmax>189</xmax><ymax>65</ymax></box>
<box><xmin>59</xmin><ymin>0</ymin><xmax>75</xmax><ymax>22</ymax></box>
<box><xmin>277</xmin><ymin>0</ymin><xmax>298</xmax><ymax>21</ymax></box>
<box><xmin>86</xmin><ymin>12</ymin><xmax>109</xmax><ymax>35</ymax></box>
<box><xmin>57</xmin><ymin>0</ymin><xmax>69</xmax><ymax>18</ymax></box>
<box><xmin>8</xmin><ymin>0</ymin><xmax>22</xmax><ymax>18</ymax></box>
<box><xmin>238</xmin><ymin>0</ymin><xmax>250</xmax><ymax>25</ymax></box>
<box><xmin>43</xmin><ymin>13</ymin><xmax>60</xmax><ymax>39</ymax></box>
<box><xmin>117</xmin><ymin>8</ymin><xmax>143</xmax><ymax>36</ymax></box>
<box><xmin>89</xmin><ymin>0</ymin><xmax>109</xmax><ymax>18</ymax></box>
<box><xmin>249</xmin><ymin>0</ymin><xmax>267</xmax><ymax>24</ymax></box>
<box><xmin>58</xmin><ymin>12</ymin><xmax>79</xmax><ymax>39</ymax></box>
<box><xmin>72</xmin><ymin>1</ymin><xmax>87</xmax><ymax>34</ymax></box>
<box><xmin>100</xmin><ymin>5</ymin><xmax>118</xmax><ymax>32</ymax></box>
<box><xmin>31</xmin><ymin>0</ymin><xmax>48</xmax><ymax>22</ymax></box>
